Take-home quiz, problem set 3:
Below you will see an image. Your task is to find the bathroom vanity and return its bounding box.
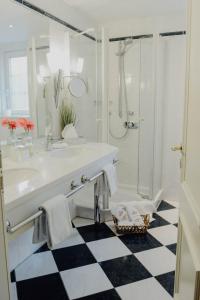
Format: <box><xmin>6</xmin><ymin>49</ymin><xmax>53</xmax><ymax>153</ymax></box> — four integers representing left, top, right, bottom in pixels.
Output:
<box><xmin>3</xmin><ymin>142</ymin><xmax>118</xmax><ymax>236</ymax></box>
<box><xmin>3</xmin><ymin>142</ymin><xmax>118</xmax><ymax>270</ymax></box>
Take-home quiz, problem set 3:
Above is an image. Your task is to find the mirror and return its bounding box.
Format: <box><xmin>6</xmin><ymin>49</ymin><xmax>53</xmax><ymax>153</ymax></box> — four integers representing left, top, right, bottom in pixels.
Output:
<box><xmin>0</xmin><ymin>0</ymin><xmax>98</xmax><ymax>143</ymax></box>
<box><xmin>68</xmin><ymin>77</ymin><xmax>87</xmax><ymax>98</ymax></box>
<box><xmin>0</xmin><ymin>0</ymin><xmax>99</xmax><ymax>276</ymax></box>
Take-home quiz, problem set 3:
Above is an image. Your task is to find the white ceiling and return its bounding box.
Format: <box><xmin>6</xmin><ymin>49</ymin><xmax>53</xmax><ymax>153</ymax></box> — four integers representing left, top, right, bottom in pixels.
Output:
<box><xmin>64</xmin><ymin>0</ymin><xmax>187</xmax><ymax>23</ymax></box>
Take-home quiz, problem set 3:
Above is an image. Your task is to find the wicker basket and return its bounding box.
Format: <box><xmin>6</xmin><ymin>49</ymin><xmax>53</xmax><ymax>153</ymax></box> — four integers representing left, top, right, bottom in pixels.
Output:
<box><xmin>112</xmin><ymin>214</ymin><xmax>150</xmax><ymax>234</ymax></box>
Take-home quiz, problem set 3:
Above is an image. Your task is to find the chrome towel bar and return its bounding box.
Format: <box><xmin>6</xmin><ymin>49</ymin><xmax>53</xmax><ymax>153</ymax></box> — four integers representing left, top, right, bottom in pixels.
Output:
<box><xmin>6</xmin><ymin>182</ymin><xmax>86</xmax><ymax>234</ymax></box>
<box><xmin>6</xmin><ymin>159</ymin><xmax>118</xmax><ymax>234</ymax></box>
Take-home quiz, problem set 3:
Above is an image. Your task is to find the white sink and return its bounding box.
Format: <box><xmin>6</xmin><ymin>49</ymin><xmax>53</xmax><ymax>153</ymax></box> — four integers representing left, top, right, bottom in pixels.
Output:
<box><xmin>3</xmin><ymin>168</ymin><xmax>39</xmax><ymax>187</ymax></box>
<box><xmin>49</xmin><ymin>147</ymin><xmax>82</xmax><ymax>159</ymax></box>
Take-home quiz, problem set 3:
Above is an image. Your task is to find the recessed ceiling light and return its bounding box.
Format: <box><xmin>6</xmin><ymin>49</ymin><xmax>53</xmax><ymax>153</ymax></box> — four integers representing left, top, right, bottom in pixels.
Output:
<box><xmin>9</xmin><ymin>25</ymin><xmax>13</xmax><ymax>28</ymax></box>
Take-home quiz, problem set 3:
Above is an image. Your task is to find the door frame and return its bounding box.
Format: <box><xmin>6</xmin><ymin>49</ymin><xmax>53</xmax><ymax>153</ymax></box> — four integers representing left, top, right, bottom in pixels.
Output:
<box><xmin>0</xmin><ymin>149</ymin><xmax>10</xmax><ymax>300</ymax></box>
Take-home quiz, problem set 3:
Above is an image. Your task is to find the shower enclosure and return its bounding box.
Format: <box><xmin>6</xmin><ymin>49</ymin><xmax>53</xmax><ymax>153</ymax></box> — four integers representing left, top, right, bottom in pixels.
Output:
<box><xmin>108</xmin><ymin>37</ymin><xmax>155</xmax><ymax>200</ymax></box>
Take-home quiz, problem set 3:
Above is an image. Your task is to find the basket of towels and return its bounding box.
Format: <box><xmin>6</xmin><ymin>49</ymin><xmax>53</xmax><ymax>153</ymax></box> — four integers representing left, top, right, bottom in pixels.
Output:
<box><xmin>111</xmin><ymin>200</ymin><xmax>155</xmax><ymax>234</ymax></box>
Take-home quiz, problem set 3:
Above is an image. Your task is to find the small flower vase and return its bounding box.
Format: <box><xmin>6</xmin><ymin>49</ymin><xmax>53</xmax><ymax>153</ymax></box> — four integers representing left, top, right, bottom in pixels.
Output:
<box><xmin>7</xmin><ymin>130</ymin><xmax>17</xmax><ymax>160</ymax></box>
<box><xmin>7</xmin><ymin>130</ymin><xmax>16</xmax><ymax>146</ymax></box>
<box><xmin>23</xmin><ymin>131</ymin><xmax>33</xmax><ymax>146</ymax></box>
<box><xmin>23</xmin><ymin>131</ymin><xmax>33</xmax><ymax>157</ymax></box>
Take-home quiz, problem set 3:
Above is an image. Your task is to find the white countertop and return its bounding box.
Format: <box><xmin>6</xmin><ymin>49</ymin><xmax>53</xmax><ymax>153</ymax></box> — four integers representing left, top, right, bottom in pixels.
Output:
<box><xmin>3</xmin><ymin>143</ymin><xmax>118</xmax><ymax>210</ymax></box>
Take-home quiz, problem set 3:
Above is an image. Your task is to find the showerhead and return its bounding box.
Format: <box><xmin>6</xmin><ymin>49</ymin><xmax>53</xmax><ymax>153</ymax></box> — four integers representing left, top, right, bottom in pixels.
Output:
<box><xmin>116</xmin><ymin>38</ymin><xmax>133</xmax><ymax>56</ymax></box>
<box><xmin>124</xmin><ymin>38</ymin><xmax>133</xmax><ymax>46</ymax></box>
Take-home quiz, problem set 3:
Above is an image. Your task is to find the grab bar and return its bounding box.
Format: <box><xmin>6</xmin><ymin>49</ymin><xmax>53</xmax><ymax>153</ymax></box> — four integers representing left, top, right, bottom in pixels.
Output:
<box><xmin>6</xmin><ymin>158</ymin><xmax>118</xmax><ymax>234</ymax></box>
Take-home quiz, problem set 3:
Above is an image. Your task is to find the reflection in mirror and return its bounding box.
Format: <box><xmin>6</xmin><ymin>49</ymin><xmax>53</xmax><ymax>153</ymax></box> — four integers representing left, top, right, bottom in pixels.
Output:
<box><xmin>0</xmin><ymin>0</ymin><xmax>100</xmax><ymax>284</ymax></box>
<box><xmin>0</xmin><ymin>1</ymin><xmax>99</xmax><ymax>163</ymax></box>
<box><xmin>68</xmin><ymin>77</ymin><xmax>87</xmax><ymax>98</ymax></box>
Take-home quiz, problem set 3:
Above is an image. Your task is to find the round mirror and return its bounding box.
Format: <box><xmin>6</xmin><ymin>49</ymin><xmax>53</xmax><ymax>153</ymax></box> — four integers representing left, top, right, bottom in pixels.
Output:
<box><xmin>68</xmin><ymin>77</ymin><xmax>87</xmax><ymax>98</ymax></box>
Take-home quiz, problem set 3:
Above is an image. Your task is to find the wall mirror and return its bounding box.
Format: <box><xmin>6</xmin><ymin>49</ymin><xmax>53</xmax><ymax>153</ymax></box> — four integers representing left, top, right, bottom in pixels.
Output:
<box><xmin>0</xmin><ymin>0</ymin><xmax>99</xmax><ymax>289</ymax></box>
<box><xmin>0</xmin><ymin>0</ymin><xmax>98</xmax><ymax>142</ymax></box>
<box><xmin>68</xmin><ymin>77</ymin><xmax>87</xmax><ymax>98</ymax></box>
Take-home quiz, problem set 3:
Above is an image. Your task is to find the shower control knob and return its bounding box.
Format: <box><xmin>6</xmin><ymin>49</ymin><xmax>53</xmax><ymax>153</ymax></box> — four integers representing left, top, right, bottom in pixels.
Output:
<box><xmin>128</xmin><ymin>111</ymin><xmax>134</xmax><ymax>116</ymax></box>
<box><xmin>171</xmin><ymin>145</ymin><xmax>183</xmax><ymax>152</ymax></box>
<box><xmin>81</xmin><ymin>175</ymin><xmax>89</xmax><ymax>183</ymax></box>
<box><xmin>124</xmin><ymin>121</ymin><xmax>138</xmax><ymax>129</ymax></box>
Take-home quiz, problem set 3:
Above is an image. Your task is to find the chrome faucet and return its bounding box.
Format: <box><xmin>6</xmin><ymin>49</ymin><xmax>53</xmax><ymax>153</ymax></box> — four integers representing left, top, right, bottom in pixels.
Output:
<box><xmin>46</xmin><ymin>133</ymin><xmax>53</xmax><ymax>151</ymax></box>
<box><xmin>46</xmin><ymin>134</ymin><xmax>62</xmax><ymax>151</ymax></box>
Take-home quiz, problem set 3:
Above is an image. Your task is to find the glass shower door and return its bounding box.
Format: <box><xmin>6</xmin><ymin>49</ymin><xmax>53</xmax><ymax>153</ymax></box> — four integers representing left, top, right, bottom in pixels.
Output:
<box><xmin>108</xmin><ymin>37</ymin><xmax>155</xmax><ymax>200</ymax></box>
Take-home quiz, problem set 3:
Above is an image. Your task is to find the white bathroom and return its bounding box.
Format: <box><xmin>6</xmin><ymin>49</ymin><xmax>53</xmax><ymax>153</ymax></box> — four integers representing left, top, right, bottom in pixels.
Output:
<box><xmin>0</xmin><ymin>0</ymin><xmax>194</xmax><ymax>300</ymax></box>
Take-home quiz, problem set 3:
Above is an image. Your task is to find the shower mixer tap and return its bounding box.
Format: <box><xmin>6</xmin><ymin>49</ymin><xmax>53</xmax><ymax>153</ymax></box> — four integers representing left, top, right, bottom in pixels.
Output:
<box><xmin>124</xmin><ymin>121</ymin><xmax>138</xmax><ymax>129</ymax></box>
<box><xmin>128</xmin><ymin>111</ymin><xmax>134</xmax><ymax>116</ymax></box>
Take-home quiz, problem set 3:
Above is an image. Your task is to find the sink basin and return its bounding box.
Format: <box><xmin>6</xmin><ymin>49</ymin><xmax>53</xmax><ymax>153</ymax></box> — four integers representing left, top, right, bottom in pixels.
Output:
<box><xmin>3</xmin><ymin>168</ymin><xmax>39</xmax><ymax>187</ymax></box>
<box><xmin>49</xmin><ymin>147</ymin><xmax>82</xmax><ymax>159</ymax></box>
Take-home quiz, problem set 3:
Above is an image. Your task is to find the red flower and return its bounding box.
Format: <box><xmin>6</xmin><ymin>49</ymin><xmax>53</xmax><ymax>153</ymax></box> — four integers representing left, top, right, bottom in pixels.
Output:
<box><xmin>25</xmin><ymin>120</ymin><xmax>34</xmax><ymax>131</ymax></box>
<box><xmin>1</xmin><ymin>118</ymin><xmax>9</xmax><ymax>127</ymax></box>
<box><xmin>17</xmin><ymin>118</ymin><xmax>34</xmax><ymax>132</ymax></box>
<box><xmin>8</xmin><ymin>120</ymin><xmax>17</xmax><ymax>130</ymax></box>
<box><xmin>1</xmin><ymin>118</ymin><xmax>17</xmax><ymax>131</ymax></box>
<box><xmin>17</xmin><ymin>118</ymin><xmax>27</xmax><ymax>128</ymax></box>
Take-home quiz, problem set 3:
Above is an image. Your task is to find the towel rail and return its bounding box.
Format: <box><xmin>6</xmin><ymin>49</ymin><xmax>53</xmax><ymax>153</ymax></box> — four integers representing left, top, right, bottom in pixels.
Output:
<box><xmin>6</xmin><ymin>159</ymin><xmax>118</xmax><ymax>234</ymax></box>
<box><xmin>6</xmin><ymin>183</ymin><xmax>86</xmax><ymax>234</ymax></box>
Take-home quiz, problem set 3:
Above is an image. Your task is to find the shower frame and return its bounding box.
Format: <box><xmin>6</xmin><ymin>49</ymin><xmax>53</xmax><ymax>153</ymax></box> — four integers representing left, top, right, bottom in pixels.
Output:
<box><xmin>104</xmin><ymin>30</ymin><xmax>186</xmax><ymax>201</ymax></box>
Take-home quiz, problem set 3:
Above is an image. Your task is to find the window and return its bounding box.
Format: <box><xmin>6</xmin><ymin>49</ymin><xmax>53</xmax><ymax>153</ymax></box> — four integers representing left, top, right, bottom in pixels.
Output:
<box><xmin>4</xmin><ymin>51</ymin><xmax>29</xmax><ymax>117</ymax></box>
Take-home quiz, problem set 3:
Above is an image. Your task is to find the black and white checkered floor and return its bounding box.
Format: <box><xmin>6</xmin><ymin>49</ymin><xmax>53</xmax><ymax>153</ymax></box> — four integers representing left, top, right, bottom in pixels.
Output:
<box><xmin>10</xmin><ymin>200</ymin><xmax>178</xmax><ymax>300</ymax></box>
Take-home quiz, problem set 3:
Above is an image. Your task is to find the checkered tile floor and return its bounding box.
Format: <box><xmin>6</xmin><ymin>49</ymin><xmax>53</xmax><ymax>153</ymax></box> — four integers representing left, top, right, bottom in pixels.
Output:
<box><xmin>10</xmin><ymin>200</ymin><xmax>179</xmax><ymax>300</ymax></box>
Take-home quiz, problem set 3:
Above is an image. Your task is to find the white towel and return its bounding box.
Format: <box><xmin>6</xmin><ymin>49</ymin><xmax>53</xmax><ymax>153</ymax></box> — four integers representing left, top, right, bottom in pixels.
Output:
<box><xmin>33</xmin><ymin>194</ymin><xmax>73</xmax><ymax>249</ymax></box>
<box><xmin>111</xmin><ymin>205</ymin><xmax>129</xmax><ymax>222</ymax></box>
<box><xmin>95</xmin><ymin>164</ymin><xmax>118</xmax><ymax>210</ymax></box>
<box><xmin>125</xmin><ymin>205</ymin><xmax>144</xmax><ymax>226</ymax></box>
<box><xmin>121</xmin><ymin>200</ymin><xmax>156</xmax><ymax>215</ymax></box>
<box><xmin>62</xmin><ymin>123</ymin><xmax>78</xmax><ymax>140</ymax></box>
<box><xmin>111</xmin><ymin>204</ymin><xmax>144</xmax><ymax>226</ymax></box>
<box><xmin>103</xmin><ymin>164</ymin><xmax>118</xmax><ymax>197</ymax></box>
<box><xmin>118</xmin><ymin>220</ymin><xmax>134</xmax><ymax>226</ymax></box>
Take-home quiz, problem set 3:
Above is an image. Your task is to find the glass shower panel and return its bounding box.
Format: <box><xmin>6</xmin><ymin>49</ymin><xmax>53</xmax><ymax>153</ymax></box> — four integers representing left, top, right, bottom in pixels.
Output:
<box><xmin>108</xmin><ymin>37</ymin><xmax>155</xmax><ymax>199</ymax></box>
<box><xmin>108</xmin><ymin>40</ymin><xmax>141</xmax><ymax>190</ymax></box>
<box><xmin>69</xmin><ymin>32</ymin><xmax>98</xmax><ymax>142</ymax></box>
<box><xmin>137</xmin><ymin>38</ymin><xmax>154</xmax><ymax>199</ymax></box>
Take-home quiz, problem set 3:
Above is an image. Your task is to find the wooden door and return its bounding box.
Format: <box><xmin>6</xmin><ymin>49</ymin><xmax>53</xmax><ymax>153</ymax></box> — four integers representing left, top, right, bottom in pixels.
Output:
<box><xmin>174</xmin><ymin>0</ymin><xmax>200</xmax><ymax>298</ymax></box>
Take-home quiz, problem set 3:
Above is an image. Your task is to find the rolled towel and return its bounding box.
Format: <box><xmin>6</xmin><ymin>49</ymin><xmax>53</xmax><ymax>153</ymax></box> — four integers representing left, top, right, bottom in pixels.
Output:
<box><xmin>111</xmin><ymin>205</ymin><xmax>129</xmax><ymax>222</ymax></box>
<box><xmin>121</xmin><ymin>200</ymin><xmax>156</xmax><ymax>215</ymax></box>
<box><xmin>125</xmin><ymin>205</ymin><xmax>144</xmax><ymax>226</ymax></box>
